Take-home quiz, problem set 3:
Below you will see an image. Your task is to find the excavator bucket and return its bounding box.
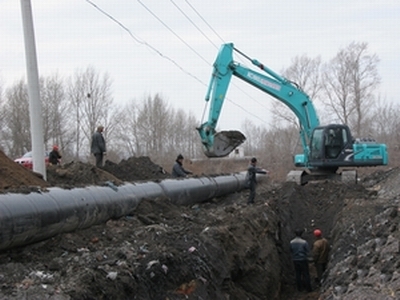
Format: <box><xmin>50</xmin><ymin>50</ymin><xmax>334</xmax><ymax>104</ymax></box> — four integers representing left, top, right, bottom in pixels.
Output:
<box><xmin>204</xmin><ymin>130</ymin><xmax>246</xmax><ymax>157</ymax></box>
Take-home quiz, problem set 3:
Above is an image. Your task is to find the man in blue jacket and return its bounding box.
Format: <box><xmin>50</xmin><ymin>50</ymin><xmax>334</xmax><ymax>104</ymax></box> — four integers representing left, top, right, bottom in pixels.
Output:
<box><xmin>290</xmin><ymin>228</ymin><xmax>312</xmax><ymax>292</ymax></box>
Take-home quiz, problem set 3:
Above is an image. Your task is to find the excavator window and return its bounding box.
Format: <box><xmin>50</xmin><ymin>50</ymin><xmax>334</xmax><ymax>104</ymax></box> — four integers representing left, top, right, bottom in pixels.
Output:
<box><xmin>310</xmin><ymin>129</ymin><xmax>324</xmax><ymax>159</ymax></box>
<box><xmin>325</xmin><ymin>127</ymin><xmax>343</xmax><ymax>158</ymax></box>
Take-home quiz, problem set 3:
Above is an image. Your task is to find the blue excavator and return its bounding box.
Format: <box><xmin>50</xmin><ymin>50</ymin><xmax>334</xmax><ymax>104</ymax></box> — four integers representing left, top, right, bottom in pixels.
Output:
<box><xmin>197</xmin><ymin>43</ymin><xmax>388</xmax><ymax>184</ymax></box>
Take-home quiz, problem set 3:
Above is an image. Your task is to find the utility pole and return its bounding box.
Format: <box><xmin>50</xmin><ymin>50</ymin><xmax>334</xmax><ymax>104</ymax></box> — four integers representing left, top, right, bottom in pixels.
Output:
<box><xmin>20</xmin><ymin>0</ymin><xmax>46</xmax><ymax>180</ymax></box>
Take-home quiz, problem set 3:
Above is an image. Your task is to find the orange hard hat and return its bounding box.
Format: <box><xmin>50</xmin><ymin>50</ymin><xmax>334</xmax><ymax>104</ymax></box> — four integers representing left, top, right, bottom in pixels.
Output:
<box><xmin>313</xmin><ymin>229</ymin><xmax>322</xmax><ymax>237</ymax></box>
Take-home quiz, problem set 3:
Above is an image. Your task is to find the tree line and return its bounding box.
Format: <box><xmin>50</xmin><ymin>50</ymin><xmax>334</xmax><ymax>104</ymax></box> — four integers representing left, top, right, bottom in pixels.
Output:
<box><xmin>1</xmin><ymin>41</ymin><xmax>399</xmax><ymax>179</ymax></box>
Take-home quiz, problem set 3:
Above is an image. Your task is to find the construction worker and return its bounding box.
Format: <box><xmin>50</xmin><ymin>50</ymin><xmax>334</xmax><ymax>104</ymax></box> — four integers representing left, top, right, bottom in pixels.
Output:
<box><xmin>49</xmin><ymin>145</ymin><xmax>62</xmax><ymax>165</ymax></box>
<box><xmin>290</xmin><ymin>228</ymin><xmax>312</xmax><ymax>292</ymax></box>
<box><xmin>246</xmin><ymin>157</ymin><xmax>267</xmax><ymax>204</ymax></box>
<box><xmin>172</xmin><ymin>154</ymin><xmax>192</xmax><ymax>178</ymax></box>
<box><xmin>91</xmin><ymin>126</ymin><xmax>106</xmax><ymax>167</ymax></box>
<box><xmin>312</xmin><ymin>229</ymin><xmax>329</xmax><ymax>286</ymax></box>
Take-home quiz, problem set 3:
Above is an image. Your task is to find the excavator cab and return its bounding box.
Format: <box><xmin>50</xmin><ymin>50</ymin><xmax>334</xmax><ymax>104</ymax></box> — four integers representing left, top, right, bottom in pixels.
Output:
<box><xmin>309</xmin><ymin>124</ymin><xmax>352</xmax><ymax>166</ymax></box>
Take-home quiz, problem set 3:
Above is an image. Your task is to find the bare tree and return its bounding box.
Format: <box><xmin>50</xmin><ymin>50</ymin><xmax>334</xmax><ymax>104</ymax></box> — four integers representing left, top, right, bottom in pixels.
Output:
<box><xmin>271</xmin><ymin>55</ymin><xmax>322</xmax><ymax>127</ymax></box>
<box><xmin>241</xmin><ymin>119</ymin><xmax>265</xmax><ymax>157</ymax></box>
<box><xmin>68</xmin><ymin>66</ymin><xmax>117</xmax><ymax>160</ymax></box>
<box><xmin>136</xmin><ymin>94</ymin><xmax>172</xmax><ymax>160</ymax></box>
<box><xmin>40</xmin><ymin>74</ymin><xmax>75</xmax><ymax>155</ymax></box>
<box><xmin>114</xmin><ymin>99</ymin><xmax>143</xmax><ymax>158</ymax></box>
<box><xmin>370</xmin><ymin>98</ymin><xmax>400</xmax><ymax>165</ymax></box>
<box><xmin>321</xmin><ymin>42</ymin><xmax>380</xmax><ymax>136</ymax></box>
<box><xmin>166</xmin><ymin>109</ymin><xmax>200</xmax><ymax>159</ymax></box>
<box><xmin>2</xmin><ymin>80</ymin><xmax>31</xmax><ymax>157</ymax></box>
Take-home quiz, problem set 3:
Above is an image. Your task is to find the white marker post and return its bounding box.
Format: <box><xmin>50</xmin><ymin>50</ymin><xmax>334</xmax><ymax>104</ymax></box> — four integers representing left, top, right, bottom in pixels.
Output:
<box><xmin>20</xmin><ymin>0</ymin><xmax>46</xmax><ymax>180</ymax></box>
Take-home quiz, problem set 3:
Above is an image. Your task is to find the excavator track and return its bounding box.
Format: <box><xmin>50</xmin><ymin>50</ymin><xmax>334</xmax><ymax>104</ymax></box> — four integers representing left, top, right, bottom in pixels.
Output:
<box><xmin>341</xmin><ymin>170</ymin><xmax>358</xmax><ymax>184</ymax></box>
<box><xmin>286</xmin><ymin>169</ymin><xmax>358</xmax><ymax>185</ymax></box>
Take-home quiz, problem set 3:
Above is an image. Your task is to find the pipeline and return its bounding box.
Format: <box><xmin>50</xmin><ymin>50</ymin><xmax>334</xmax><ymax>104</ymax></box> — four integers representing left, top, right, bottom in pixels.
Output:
<box><xmin>0</xmin><ymin>172</ymin><xmax>255</xmax><ymax>251</ymax></box>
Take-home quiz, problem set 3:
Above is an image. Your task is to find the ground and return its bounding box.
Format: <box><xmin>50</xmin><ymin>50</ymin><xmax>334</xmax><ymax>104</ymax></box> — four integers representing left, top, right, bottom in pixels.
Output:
<box><xmin>0</xmin><ymin>150</ymin><xmax>399</xmax><ymax>299</ymax></box>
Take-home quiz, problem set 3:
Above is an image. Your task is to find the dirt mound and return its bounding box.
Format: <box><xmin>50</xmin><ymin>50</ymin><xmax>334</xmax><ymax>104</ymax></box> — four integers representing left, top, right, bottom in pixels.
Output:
<box><xmin>362</xmin><ymin>167</ymin><xmax>400</xmax><ymax>199</ymax></box>
<box><xmin>46</xmin><ymin>161</ymin><xmax>123</xmax><ymax>188</ymax></box>
<box><xmin>0</xmin><ymin>152</ymin><xmax>171</xmax><ymax>192</ymax></box>
<box><xmin>0</xmin><ymin>150</ymin><xmax>49</xmax><ymax>191</ymax></box>
<box><xmin>102</xmin><ymin>156</ymin><xmax>171</xmax><ymax>182</ymax></box>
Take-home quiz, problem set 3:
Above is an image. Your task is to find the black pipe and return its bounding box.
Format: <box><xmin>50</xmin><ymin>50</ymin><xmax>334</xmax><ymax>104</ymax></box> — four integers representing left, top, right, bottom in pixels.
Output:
<box><xmin>0</xmin><ymin>173</ymin><xmax>252</xmax><ymax>251</ymax></box>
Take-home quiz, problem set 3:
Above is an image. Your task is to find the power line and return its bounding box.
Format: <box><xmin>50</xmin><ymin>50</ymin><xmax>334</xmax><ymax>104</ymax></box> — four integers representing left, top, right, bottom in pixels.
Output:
<box><xmin>85</xmin><ymin>0</ymin><xmax>204</xmax><ymax>85</ymax></box>
<box><xmin>85</xmin><ymin>0</ymin><xmax>268</xmax><ymax>126</ymax></box>
<box><xmin>170</xmin><ymin>0</ymin><xmax>219</xmax><ymax>50</ymax></box>
<box><xmin>182</xmin><ymin>1</ymin><xmax>270</xmax><ymax>111</ymax></box>
<box><xmin>85</xmin><ymin>0</ymin><xmax>142</xmax><ymax>44</ymax></box>
<box><xmin>137</xmin><ymin>0</ymin><xmax>210</xmax><ymax>66</ymax></box>
<box><xmin>185</xmin><ymin>0</ymin><xmax>225</xmax><ymax>44</ymax></box>
<box><xmin>136</xmin><ymin>1</ymin><xmax>270</xmax><ymax>124</ymax></box>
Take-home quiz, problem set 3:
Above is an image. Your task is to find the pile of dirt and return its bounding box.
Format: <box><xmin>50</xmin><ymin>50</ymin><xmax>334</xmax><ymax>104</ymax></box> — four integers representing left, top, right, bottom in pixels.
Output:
<box><xmin>0</xmin><ymin>150</ymin><xmax>49</xmax><ymax>191</ymax></box>
<box><xmin>102</xmin><ymin>156</ymin><xmax>171</xmax><ymax>182</ymax></box>
<box><xmin>0</xmin><ymin>150</ymin><xmax>171</xmax><ymax>191</ymax></box>
<box><xmin>46</xmin><ymin>161</ymin><xmax>124</xmax><ymax>188</ymax></box>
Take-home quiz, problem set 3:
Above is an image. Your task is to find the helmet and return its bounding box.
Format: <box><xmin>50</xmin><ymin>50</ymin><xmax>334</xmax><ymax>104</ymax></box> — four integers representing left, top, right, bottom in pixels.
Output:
<box><xmin>53</xmin><ymin>145</ymin><xmax>59</xmax><ymax>151</ymax></box>
<box><xmin>251</xmin><ymin>157</ymin><xmax>257</xmax><ymax>163</ymax></box>
<box><xmin>177</xmin><ymin>154</ymin><xmax>184</xmax><ymax>160</ymax></box>
<box><xmin>313</xmin><ymin>229</ymin><xmax>322</xmax><ymax>237</ymax></box>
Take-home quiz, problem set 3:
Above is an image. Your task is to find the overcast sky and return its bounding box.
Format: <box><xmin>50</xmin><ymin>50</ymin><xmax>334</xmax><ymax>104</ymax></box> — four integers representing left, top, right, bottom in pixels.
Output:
<box><xmin>1</xmin><ymin>0</ymin><xmax>399</xmax><ymax>131</ymax></box>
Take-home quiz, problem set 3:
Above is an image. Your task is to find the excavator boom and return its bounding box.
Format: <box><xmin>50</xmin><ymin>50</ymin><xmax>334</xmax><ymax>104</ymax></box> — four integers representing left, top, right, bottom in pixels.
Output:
<box><xmin>197</xmin><ymin>43</ymin><xmax>388</xmax><ymax>184</ymax></box>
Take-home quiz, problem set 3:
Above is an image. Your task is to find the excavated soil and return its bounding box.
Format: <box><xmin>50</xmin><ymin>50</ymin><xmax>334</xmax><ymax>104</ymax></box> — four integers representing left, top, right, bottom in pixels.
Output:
<box><xmin>0</xmin><ymin>150</ymin><xmax>399</xmax><ymax>299</ymax></box>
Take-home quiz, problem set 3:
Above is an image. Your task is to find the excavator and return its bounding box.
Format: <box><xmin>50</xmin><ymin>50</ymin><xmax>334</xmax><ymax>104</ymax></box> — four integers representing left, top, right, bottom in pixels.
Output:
<box><xmin>197</xmin><ymin>43</ymin><xmax>388</xmax><ymax>185</ymax></box>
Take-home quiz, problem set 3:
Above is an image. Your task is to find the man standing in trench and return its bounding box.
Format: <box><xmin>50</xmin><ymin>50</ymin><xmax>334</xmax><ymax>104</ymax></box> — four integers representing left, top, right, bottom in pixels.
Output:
<box><xmin>312</xmin><ymin>229</ymin><xmax>329</xmax><ymax>286</ymax></box>
<box><xmin>91</xmin><ymin>126</ymin><xmax>106</xmax><ymax>167</ymax></box>
<box><xmin>290</xmin><ymin>228</ymin><xmax>312</xmax><ymax>292</ymax></box>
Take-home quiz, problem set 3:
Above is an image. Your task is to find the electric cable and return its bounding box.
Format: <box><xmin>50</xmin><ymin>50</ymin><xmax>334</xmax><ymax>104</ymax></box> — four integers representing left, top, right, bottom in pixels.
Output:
<box><xmin>170</xmin><ymin>0</ymin><xmax>219</xmax><ymax>50</ymax></box>
<box><xmin>137</xmin><ymin>0</ymin><xmax>210</xmax><ymax>66</ymax></box>
<box><xmin>85</xmin><ymin>0</ymin><xmax>268</xmax><ymax>125</ymax></box>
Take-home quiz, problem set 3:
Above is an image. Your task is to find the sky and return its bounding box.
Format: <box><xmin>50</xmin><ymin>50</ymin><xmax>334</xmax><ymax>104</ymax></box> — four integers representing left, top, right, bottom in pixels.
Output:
<box><xmin>1</xmin><ymin>0</ymin><xmax>399</xmax><ymax>131</ymax></box>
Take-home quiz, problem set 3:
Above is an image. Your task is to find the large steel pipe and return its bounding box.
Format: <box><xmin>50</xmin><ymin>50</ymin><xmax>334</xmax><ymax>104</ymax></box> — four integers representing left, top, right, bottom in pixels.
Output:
<box><xmin>0</xmin><ymin>173</ymin><xmax>252</xmax><ymax>251</ymax></box>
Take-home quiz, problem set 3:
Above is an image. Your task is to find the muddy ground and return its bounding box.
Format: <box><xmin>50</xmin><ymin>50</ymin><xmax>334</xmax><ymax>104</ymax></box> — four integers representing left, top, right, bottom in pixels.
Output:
<box><xmin>0</xmin><ymin>150</ymin><xmax>399</xmax><ymax>299</ymax></box>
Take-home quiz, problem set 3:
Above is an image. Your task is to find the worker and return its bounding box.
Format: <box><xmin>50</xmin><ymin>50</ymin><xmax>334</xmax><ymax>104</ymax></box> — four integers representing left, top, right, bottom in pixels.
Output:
<box><xmin>290</xmin><ymin>228</ymin><xmax>312</xmax><ymax>292</ymax></box>
<box><xmin>312</xmin><ymin>229</ymin><xmax>329</xmax><ymax>286</ymax></box>
<box><xmin>172</xmin><ymin>154</ymin><xmax>192</xmax><ymax>178</ymax></box>
<box><xmin>246</xmin><ymin>157</ymin><xmax>267</xmax><ymax>204</ymax></box>
<box><xmin>91</xmin><ymin>126</ymin><xmax>106</xmax><ymax>167</ymax></box>
<box><xmin>49</xmin><ymin>145</ymin><xmax>62</xmax><ymax>165</ymax></box>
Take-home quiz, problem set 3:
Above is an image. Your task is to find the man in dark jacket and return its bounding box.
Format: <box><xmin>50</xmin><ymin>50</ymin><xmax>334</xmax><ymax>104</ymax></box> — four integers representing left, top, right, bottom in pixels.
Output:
<box><xmin>91</xmin><ymin>126</ymin><xmax>106</xmax><ymax>167</ymax></box>
<box><xmin>49</xmin><ymin>145</ymin><xmax>62</xmax><ymax>165</ymax></box>
<box><xmin>290</xmin><ymin>228</ymin><xmax>312</xmax><ymax>292</ymax></box>
<box><xmin>246</xmin><ymin>157</ymin><xmax>267</xmax><ymax>204</ymax></box>
<box><xmin>172</xmin><ymin>154</ymin><xmax>192</xmax><ymax>177</ymax></box>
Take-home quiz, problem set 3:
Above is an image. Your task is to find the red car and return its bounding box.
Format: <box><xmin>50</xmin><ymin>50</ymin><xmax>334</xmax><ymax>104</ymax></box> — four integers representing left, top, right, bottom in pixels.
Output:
<box><xmin>14</xmin><ymin>151</ymin><xmax>50</xmax><ymax>169</ymax></box>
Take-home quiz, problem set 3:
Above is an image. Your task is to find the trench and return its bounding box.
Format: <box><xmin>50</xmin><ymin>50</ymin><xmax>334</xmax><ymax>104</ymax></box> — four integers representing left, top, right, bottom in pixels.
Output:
<box><xmin>271</xmin><ymin>181</ymin><xmax>347</xmax><ymax>299</ymax></box>
<box><xmin>0</xmin><ymin>177</ymin><xmax>387</xmax><ymax>299</ymax></box>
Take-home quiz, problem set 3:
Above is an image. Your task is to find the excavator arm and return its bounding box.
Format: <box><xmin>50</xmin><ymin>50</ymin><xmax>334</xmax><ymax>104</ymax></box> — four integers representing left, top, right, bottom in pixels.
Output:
<box><xmin>198</xmin><ymin>43</ymin><xmax>388</xmax><ymax>185</ymax></box>
<box><xmin>197</xmin><ymin>43</ymin><xmax>320</xmax><ymax>160</ymax></box>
